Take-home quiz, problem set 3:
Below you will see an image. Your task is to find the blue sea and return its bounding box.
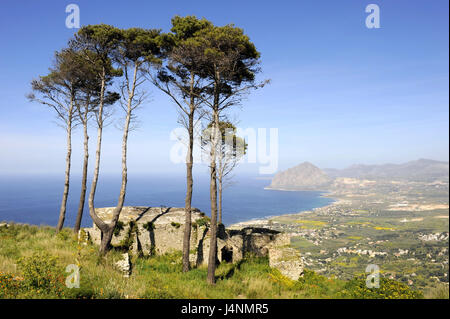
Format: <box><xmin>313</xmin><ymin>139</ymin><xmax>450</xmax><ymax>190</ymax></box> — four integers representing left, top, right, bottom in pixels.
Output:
<box><xmin>0</xmin><ymin>174</ymin><xmax>333</xmax><ymax>227</ymax></box>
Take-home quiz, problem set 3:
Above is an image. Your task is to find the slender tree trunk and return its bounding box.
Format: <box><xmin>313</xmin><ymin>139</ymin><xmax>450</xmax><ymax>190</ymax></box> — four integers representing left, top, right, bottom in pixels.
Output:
<box><xmin>207</xmin><ymin>75</ymin><xmax>220</xmax><ymax>284</ymax></box>
<box><xmin>218</xmin><ymin>176</ymin><xmax>223</xmax><ymax>225</ymax></box>
<box><xmin>56</xmin><ymin>98</ymin><xmax>73</xmax><ymax>232</ymax></box>
<box><xmin>182</xmin><ymin>113</ymin><xmax>194</xmax><ymax>272</ymax></box>
<box><xmin>207</xmin><ymin>117</ymin><xmax>219</xmax><ymax>284</ymax></box>
<box><xmin>182</xmin><ymin>72</ymin><xmax>195</xmax><ymax>272</ymax></box>
<box><xmin>74</xmin><ymin>104</ymin><xmax>89</xmax><ymax>234</ymax></box>
<box><xmin>88</xmin><ymin>69</ymin><xmax>109</xmax><ymax>249</ymax></box>
<box><xmin>98</xmin><ymin>64</ymin><xmax>136</xmax><ymax>254</ymax></box>
<box><xmin>99</xmin><ymin>227</ymin><xmax>115</xmax><ymax>254</ymax></box>
<box><xmin>100</xmin><ymin>105</ymin><xmax>130</xmax><ymax>253</ymax></box>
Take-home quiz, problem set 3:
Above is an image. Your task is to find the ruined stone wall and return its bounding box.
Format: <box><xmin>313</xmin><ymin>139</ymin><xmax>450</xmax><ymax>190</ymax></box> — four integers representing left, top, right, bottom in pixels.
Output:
<box><xmin>85</xmin><ymin>206</ymin><xmax>209</xmax><ymax>256</ymax></box>
<box><xmin>84</xmin><ymin>206</ymin><xmax>302</xmax><ymax>279</ymax></box>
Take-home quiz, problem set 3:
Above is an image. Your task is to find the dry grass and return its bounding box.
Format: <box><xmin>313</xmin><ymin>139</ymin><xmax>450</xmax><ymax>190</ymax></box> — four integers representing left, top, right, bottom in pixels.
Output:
<box><xmin>0</xmin><ymin>223</ymin><xmax>430</xmax><ymax>299</ymax></box>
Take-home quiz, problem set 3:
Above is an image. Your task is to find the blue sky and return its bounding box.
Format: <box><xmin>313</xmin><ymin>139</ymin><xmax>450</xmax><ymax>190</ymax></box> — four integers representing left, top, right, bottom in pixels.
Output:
<box><xmin>0</xmin><ymin>0</ymin><xmax>448</xmax><ymax>176</ymax></box>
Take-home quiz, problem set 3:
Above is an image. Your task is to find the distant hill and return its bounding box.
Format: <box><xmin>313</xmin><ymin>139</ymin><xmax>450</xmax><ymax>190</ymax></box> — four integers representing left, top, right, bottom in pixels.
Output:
<box><xmin>269</xmin><ymin>162</ymin><xmax>332</xmax><ymax>190</ymax></box>
<box><xmin>269</xmin><ymin>159</ymin><xmax>449</xmax><ymax>190</ymax></box>
<box><xmin>324</xmin><ymin>159</ymin><xmax>449</xmax><ymax>182</ymax></box>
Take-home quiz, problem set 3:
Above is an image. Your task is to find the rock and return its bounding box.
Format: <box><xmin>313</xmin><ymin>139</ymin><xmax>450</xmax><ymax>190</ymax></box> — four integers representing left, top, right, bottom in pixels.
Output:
<box><xmin>269</xmin><ymin>247</ymin><xmax>304</xmax><ymax>281</ymax></box>
<box><xmin>85</xmin><ymin>207</ymin><xmax>291</xmax><ymax>267</ymax></box>
<box><xmin>85</xmin><ymin>206</ymin><xmax>306</xmax><ymax>273</ymax></box>
<box><xmin>0</xmin><ymin>223</ymin><xmax>9</xmax><ymax>228</ymax></box>
<box><xmin>115</xmin><ymin>253</ymin><xmax>131</xmax><ymax>278</ymax></box>
<box><xmin>85</xmin><ymin>207</ymin><xmax>207</xmax><ymax>256</ymax></box>
<box><xmin>270</xmin><ymin>162</ymin><xmax>332</xmax><ymax>190</ymax></box>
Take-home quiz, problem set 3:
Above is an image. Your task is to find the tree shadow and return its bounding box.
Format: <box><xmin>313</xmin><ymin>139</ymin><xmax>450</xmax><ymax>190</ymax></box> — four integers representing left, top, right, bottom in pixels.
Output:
<box><xmin>143</xmin><ymin>206</ymin><xmax>172</xmax><ymax>256</ymax></box>
<box><xmin>195</xmin><ymin>226</ymin><xmax>209</xmax><ymax>267</ymax></box>
<box><xmin>216</xmin><ymin>259</ymin><xmax>244</xmax><ymax>281</ymax></box>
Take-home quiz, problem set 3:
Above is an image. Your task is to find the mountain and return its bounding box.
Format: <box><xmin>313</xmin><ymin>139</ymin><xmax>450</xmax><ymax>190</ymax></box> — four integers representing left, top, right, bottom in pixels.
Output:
<box><xmin>269</xmin><ymin>162</ymin><xmax>332</xmax><ymax>190</ymax></box>
<box><xmin>323</xmin><ymin>159</ymin><xmax>449</xmax><ymax>182</ymax></box>
<box><xmin>269</xmin><ymin>159</ymin><xmax>449</xmax><ymax>190</ymax></box>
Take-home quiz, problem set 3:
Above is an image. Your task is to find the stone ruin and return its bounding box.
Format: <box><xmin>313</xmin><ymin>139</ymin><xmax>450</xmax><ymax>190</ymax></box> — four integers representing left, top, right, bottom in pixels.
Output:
<box><xmin>84</xmin><ymin>206</ymin><xmax>304</xmax><ymax>280</ymax></box>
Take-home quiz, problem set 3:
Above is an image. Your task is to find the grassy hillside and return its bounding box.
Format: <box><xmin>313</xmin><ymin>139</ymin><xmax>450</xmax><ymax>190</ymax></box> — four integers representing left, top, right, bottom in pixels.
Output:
<box><xmin>0</xmin><ymin>223</ymin><xmax>442</xmax><ymax>299</ymax></box>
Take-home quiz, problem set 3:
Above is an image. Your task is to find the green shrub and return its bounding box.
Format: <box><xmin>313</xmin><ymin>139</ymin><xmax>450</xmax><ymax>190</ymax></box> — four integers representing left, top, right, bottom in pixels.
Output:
<box><xmin>64</xmin><ymin>285</ymin><xmax>96</xmax><ymax>299</ymax></box>
<box><xmin>16</xmin><ymin>252</ymin><xmax>66</xmax><ymax>297</ymax></box>
<box><xmin>171</xmin><ymin>222</ymin><xmax>181</xmax><ymax>229</ymax></box>
<box><xmin>0</xmin><ymin>224</ymin><xmax>439</xmax><ymax>299</ymax></box>
<box><xmin>56</xmin><ymin>228</ymin><xmax>72</xmax><ymax>241</ymax></box>
<box><xmin>0</xmin><ymin>273</ymin><xmax>22</xmax><ymax>298</ymax></box>
<box><xmin>339</xmin><ymin>274</ymin><xmax>424</xmax><ymax>299</ymax></box>
<box><xmin>193</xmin><ymin>217</ymin><xmax>210</xmax><ymax>228</ymax></box>
<box><xmin>292</xmin><ymin>269</ymin><xmax>340</xmax><ymax>297</ymax></box>
<box><xmin>113</xmin><ymin>221</ymin><xmax>125</xmax><ymax>236</ymax></box>
<box><xmin>115</xmin><ymin>221</ymin><xmax>138</xmax><ymax>250</ymax></box>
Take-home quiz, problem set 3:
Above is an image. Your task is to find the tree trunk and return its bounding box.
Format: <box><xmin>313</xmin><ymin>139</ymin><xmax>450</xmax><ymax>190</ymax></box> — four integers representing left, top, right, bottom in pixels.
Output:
<box><xmin>88</xmin><ymin>70</ymin><xmax>110</xmax><ymax>249</ymax></box>
<box><xmin>207</xmin><ymin>124</ymin><xmax>218</xmax><ymax>284</ymax></box>
<box><xmin>104</xmin><ymin>96</ymin><xmax>131</xmax><ymax>250</ymax></box>
<box><xmin>218</xmin><ymin>177</ymin><xmax>223</xmax><ymax>225</ymax></box>
<box><xmin>182</xmin><ymin>72</ymin><xmax>195</xmax><ymax>272</ymax></box>
<box><xmin>182</xmin><ymin>113</ymin><xmax>194</xmax><ymax>272</ymax></box>
<box><xmin>217</xmin><ymin>138</ymin><xmax>224</xmax><ymax>226</ymax></box>
<box><xmin>74</xmin><ymin>105</ymin><xmax>89</xmax><ymax>234</ymax></box>
<box><xmin>96</xmin><ymin>64</ymin><xmax>136</xmax><ymax>255</ymax></box>
<box><xmin>207</xmin><ymin>75</ymin><xmax>220</xmax><ymax>284</ymax></box>
<box><xmin>56</xmin><ymin>99</ymin><xmax>73</xmax><ymax>232</ymax></box>
<box><xmin>100</xmin><ymin>227</ymin><xmax>114</xmax><ymax>254</ymax></box>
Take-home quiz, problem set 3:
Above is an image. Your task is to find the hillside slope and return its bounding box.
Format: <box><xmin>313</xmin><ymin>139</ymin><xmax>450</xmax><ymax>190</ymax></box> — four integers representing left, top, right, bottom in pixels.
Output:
<box><xmin>269</xmin><ymin>159</ymin><xmax>449</xmax><ymax>190</ymax></box>
<box><xmin>269</xmin><ymin>162</ymin><xmax>332</xmax><ymax>190</ymax></box>
<box><xmin>0</xmin><ymin>223</ymin><xmax>427</xmax><ymax>299</ymax></box>
<box><xmin>324</xmin><ymin>159</ymin><xmax>449</xmax><ymax>182</ymax></box>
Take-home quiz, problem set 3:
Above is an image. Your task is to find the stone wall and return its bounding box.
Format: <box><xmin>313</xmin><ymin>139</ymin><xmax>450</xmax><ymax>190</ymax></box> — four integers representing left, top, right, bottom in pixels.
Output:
<box><xmin>84</xmin><ymin>206</ymin><xmax>302</xmax><ymax>279</ymax></box>
<box><xmin>85</xmin><ymin>206</ymin><xmax>208</xmax><ymax>257</ymax></box>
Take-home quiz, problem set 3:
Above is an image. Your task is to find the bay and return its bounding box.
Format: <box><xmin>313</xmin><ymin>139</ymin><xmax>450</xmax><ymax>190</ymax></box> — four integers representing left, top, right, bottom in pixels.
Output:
<box><xmin>0</xmin><ymin>174</ymin><xmax>333</xmax><ymax>227</ymax></box>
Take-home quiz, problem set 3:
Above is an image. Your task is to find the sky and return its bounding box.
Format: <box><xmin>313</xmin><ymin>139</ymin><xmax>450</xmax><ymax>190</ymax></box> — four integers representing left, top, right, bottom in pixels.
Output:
<box><xmin>0</xmin><ymin>0</ymin><xmax>448</xmax><ymax>177</ymax></box>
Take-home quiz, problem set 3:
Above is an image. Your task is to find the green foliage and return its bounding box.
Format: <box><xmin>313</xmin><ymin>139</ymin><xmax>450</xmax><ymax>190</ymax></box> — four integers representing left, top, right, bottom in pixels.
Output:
<box><xmin>73</xmin><ymin>24</ymin><xmax>122</xmax><ymax>60</ymax></box>
<box><xmin>425</xmin><ymin>284</ymin><xmax>450</xmax><ymax>299</ymax></box>
<box><xmin>202</xmin><ymin>121</ymin><xmax>247</xmax><ymax>158</ymax></box>
<box><xmin>170</xmin><ymin>222</ymin><xmax>181</xmax><ymax>229</ymax></box>
<box><xmin>297</xmin><ymin>270</ymin><xmax>331</xmax><ymax>289</ymax></box>
<box><xmin>170</xmin><ymin>15</ymin><xmax>212</xmax><ymax>41</ymax></box>
<box><xmin>63</xmin><ymin>285</ymin><xmax>96</xmax><ymax>299</ymax></box>
<box><xmin>136</xmin><ymin>252</ymin><xmax>182</xmax><ymax>274</ymax></box>
<box><xmin>142</xmin><ymin>286</ymin><xmax>177</xmax><ymax>299</ymax></box>
<box><xmin>117</xmin><ymin>27</ymin><xmax>162</xmax><ymax>64</ymax></box>
<box><xmin>116</xmin><ymin>221</ymin><xmax>138</xmax><ymax>250</ymax></box>
<box><xmin>143</xmin><ymin>221</ymin><xmax>155</xmax><ymax>231</ymax></box>
<box><xmin>16</xmin><ymin>252</ymin><xmax>66</xmax><ymax>297</ymax></box>
<box><xmin>71</xmin><ymin>24</ymin><xmax>124</xmax><ymax>88</ymax></box>
<box><xmin>0</xmin><ymin>273</ymin><xmax>22</xmax><ymax>298</ymax></box>
<box><xmin>339</xmin><ymin>274</ymin><xmax>424</xmax><ymax>299</ymax></box>
<box><xmin>0</xmin><ymin>224</ymin><xmax>437</xmax><ymax>299</ymax></box>
<box><xmin>193</xmin><ymin>23</ymin><xmax>261</xmax><ymax>86</ymax></box>
<box><xmin>290</xmin><ymin>269</ymin><xmax>342</xmax><ymax>298</ymax></box>
<box><xmin>56</xmin><ymin>228</ymin><xmax>72</xmax><ymax>241</ymax></box>
<box><xmin>113</xmin><ymin>220</ymin><xmax>124</xmax><ymax>236</ymax></box>
<box><xmin>193</xmin><ymin>217</ymin><xmax>210</xmax><ymax>228</ymax></box>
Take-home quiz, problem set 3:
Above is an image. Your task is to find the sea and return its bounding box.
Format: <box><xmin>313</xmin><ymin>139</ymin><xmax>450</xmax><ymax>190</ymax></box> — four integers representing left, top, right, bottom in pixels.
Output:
<box><xmin>0</xmin><ymin>173</ymin><xmax>334</xmax><ymax>228</ymax></box>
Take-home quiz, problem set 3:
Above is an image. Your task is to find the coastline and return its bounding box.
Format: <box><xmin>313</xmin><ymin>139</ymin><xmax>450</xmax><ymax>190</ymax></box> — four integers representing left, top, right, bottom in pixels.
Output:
<box><xmin>229</xmin><ymin>187</ymin><xmax>342</xmax><ymax>230</ymax></box>
<box><xmin>264</xmin><ymin>186</ymin><xmax>336</xmax><ymax>200</ymax></box>
<box><xmin>264</xmin><ymin>186</ymin><xmax>330</xmax><ymax>192</ymax></box>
